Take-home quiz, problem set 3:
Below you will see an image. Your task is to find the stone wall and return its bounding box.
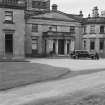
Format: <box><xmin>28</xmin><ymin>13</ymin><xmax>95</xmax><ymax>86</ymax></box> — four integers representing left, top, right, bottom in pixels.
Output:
<box><xmin>0</xmin><ymin>8</ymin><xmax>25</xmax><ymax>59</ymax></box>
<box><xmin>25</xmin><ymin>18</ymin><xmax>81</xmax><ymax>56</ymax></box>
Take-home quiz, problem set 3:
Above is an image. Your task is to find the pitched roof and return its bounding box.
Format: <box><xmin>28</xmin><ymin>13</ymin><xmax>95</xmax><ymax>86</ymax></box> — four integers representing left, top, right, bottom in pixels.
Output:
<box><xmin>31</xmin><ymin>10</ymin><xmax>82</xmax><ymax>23</ymax></box>
<box><xmin>83</xmin><ymin>17</ymin><xmax>105</xmax><ymax>24</ymax></box>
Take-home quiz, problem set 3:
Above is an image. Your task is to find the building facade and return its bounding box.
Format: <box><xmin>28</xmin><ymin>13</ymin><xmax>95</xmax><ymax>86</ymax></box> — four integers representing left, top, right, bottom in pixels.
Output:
<box><xmin>25</xmin><ymin>4</ymin><xmax>82</xmax><ymax>57</ymax></box>
<box><xmin>0</xmin><ymin>0</ymin><xmax>105</xmax><ymax>59</ymax></box>
<box><xmin>0</xmin><ymin>0</ymin><xmax>25</xmax><ymax>59</ymax></box>
<box><xmin>82</xmin><ymin>7</ymin><xmax>105</xmax><ymax>57</ymax></box>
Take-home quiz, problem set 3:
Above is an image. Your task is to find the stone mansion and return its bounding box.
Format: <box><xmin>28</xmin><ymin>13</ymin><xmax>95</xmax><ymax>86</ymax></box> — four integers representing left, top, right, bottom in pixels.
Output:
<box><xmin>0</xmin><ymin>0</ymin><xmax>105</xmax><ymax>59</ymax></box>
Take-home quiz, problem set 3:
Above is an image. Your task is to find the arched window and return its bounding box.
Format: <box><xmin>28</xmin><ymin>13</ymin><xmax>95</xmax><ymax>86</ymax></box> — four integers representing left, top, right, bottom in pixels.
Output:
<box><xmin>100</xmin><ymin>26</ymin><xmax>104</xmax><ymax>33</ymax></box>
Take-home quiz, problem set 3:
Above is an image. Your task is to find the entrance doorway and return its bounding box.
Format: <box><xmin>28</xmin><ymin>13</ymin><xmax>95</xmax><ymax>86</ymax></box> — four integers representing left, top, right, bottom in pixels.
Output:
<box><xmin>67</xmin><ymin>43</ymin><xmax>70</xmax><ymax>54</ymax></box>
<box><xmin>58</xmin><ymin>39</ymin><xmax>64</xmax><ymax>54</ymax></box>
<box><xmin>5</xmin><ymin>34</ymin><xmax>13</xmax><ymax>56</ymax></box>
<box><xmin>53</xmin><ymin>42</ymin><xmax>56</xmax><ymax>54</ymax></box>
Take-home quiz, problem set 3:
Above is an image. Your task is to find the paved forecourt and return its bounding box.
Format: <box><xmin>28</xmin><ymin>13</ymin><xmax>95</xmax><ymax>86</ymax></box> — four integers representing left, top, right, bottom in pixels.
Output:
<box><xmin>1</xmin><ymin>59</ymin><xmax>105</xmax><ymax>105</ymax></box>
<box><xmin>30</xmin><ymin>59</ymin><xmax>105</xmax><ymax>71</ymax></box>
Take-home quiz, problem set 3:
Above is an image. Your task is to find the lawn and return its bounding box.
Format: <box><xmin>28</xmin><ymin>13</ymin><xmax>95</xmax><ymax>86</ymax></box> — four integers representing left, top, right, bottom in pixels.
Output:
<box><xmin>0</xmin><ymin>62</ymin><xmax>70</xmax><ymax>91</ymax></box>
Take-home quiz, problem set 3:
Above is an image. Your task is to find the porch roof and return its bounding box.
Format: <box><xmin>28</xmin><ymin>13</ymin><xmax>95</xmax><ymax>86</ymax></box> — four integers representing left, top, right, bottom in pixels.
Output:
<box><xmin>43</xmin><ymin>31</ymin><xmax>75</xmax><ymax>39</ymax></box>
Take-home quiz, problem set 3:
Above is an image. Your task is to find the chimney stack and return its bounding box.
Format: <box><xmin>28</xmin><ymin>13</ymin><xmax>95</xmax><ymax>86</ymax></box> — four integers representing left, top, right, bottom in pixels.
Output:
<box><xmin>52</xmin><ymin>4</ymin><xmax>58</xmax><ymax>12</ymax></box>
<box><xmin>79</xmin><ymin>11</ymin><xmax>83</xmax><ymax>17</ymax></box>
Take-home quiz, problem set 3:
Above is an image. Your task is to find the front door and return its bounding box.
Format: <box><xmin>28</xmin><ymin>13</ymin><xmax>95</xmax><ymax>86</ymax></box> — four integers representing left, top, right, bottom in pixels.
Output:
<box><xmin>5</xmin><ymin>34</ymin><xmax>13</xmax><ymax>57</ymax></box>
<box><xmin>67</xmin><ymin>43</ymin><xmax>70</xmax><ymax>54</ymax></box>
<box><xmin>58</xmin><ymin>39</ymin><xmax>64</xmax><ymax>55</ymax></box>
<box><xmin>53</xmin><ymin>42</ymin><xmax>56</xmax><ymax>54</ymax></box>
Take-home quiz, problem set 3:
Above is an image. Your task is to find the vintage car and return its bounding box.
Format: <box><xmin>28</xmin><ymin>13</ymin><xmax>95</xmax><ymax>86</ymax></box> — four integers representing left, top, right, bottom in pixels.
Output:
<box><xmin>70</xmin><ymin>50</ymin><xmax>96</xmax><ymax>59</ymax></box>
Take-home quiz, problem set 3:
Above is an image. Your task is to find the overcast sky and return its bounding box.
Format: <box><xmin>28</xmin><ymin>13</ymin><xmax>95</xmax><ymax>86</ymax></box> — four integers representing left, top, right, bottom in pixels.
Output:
<box><xmin>51</xmin><ymin>0</ymin><xmax>105</xmax><ymax>17</ymax></box>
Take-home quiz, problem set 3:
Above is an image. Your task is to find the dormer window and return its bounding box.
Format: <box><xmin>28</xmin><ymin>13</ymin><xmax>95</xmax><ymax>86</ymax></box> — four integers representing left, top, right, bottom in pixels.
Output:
<box><xmin>4</xmin><ymin>11</ymin><xmax>13</xmax><ymax>23</ymax></box>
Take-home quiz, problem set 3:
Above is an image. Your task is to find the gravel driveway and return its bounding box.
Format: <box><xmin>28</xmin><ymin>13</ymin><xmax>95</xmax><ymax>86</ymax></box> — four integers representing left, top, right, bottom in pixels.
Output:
<box><xmin>30</xmin><ymin>59</ymin><xmax>105</xmax><ymax>71</ymax></box>
<box><xmin>1</xmin><ymin>59</ymin><xmax>105</xmax><ymax>105</ymax></box>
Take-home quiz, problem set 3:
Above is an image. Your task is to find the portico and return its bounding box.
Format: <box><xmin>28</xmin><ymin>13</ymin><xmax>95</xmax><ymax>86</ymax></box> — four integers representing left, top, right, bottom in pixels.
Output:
<box><xmin>43</xmin><ymin>31</ymin><xmax>75</xmax><ymax>56</ymax></box>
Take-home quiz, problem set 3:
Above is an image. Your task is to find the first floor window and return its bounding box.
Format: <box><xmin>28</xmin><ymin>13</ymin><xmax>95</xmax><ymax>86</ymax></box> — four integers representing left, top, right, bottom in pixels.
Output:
<box><xmin>49</xmin><ymin>25</ymin><xmax>57</xmax><ymax>32</ymax></box>
<box><xmin>90</xmin><ymin>25</ymin><xmax>95</xmax><ymax>33</ymax></box>
<box><xmin>100</xmin><ymin>39</ymin><xmax>104</xmax><ymax>50</ymax></box>
<box><xmin>4</xmin><ymin>11</ymin><xmax>13</xmax><ymax>23</ymax></box>
<box><xmin>90</xmin><ymin>40</ymin><xmax>95</xmax><ymax>50</ymax></box>
<box><xmin>32</xmin><ymin>24</ymin><xmax>38</xmax><ymax>32</ymax></box>
<box><xmin>100</xmin><ymin>26</ymin><xmax>104</xmax><ymax>34</ymax></box>
<box><xmin>70</xmin><ymin>26</ymin><xmax>75</xmax><ymax>34</ymax></box>
<box><xmin>32</xmin><ymin>1</ymin><xmax>41</xmax><ymax>8</ymax></box>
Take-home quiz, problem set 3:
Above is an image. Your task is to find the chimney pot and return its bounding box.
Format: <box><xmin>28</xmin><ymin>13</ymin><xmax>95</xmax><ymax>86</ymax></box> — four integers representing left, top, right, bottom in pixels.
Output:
<box><xmin>52</xmin><ymin>4</ymin><xmax>58</xmax><ymax>12</ymax></box>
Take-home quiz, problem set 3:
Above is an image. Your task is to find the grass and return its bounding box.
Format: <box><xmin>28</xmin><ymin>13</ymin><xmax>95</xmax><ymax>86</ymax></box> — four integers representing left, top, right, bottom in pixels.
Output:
<box><xmin>0</xmin><ymin>62</ymin><xmax>105</xmax><ymax>91</ymax></box>
<box><xmin>0</xmin><ymin>62</ymin><xmax>70</xmax><ymax>91</ymax></box>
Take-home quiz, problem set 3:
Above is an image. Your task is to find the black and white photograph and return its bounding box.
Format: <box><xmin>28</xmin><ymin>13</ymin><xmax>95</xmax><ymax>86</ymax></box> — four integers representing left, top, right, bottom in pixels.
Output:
<box><xmin>1</xmin><ymin>0</ymin><xmax>105</xmax><ymax>105</ymax></box>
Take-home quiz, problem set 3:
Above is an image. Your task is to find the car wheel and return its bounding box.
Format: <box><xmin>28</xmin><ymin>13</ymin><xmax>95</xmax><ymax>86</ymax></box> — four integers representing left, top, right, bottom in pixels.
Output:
<box><xmin>91</xmin><ymin>56</ymin><xmax>95</xmax><ymax>59</ymax></box>
<box><xmin>74</xmin><ymin>56</ymin><xmax>76</xmax><ymax>59</ymax></box>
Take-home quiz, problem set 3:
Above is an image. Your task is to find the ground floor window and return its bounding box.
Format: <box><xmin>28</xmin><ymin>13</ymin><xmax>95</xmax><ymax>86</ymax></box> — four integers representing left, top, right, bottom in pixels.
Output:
<box><xmin>32</xmin><ymin>38</ymin><xmax>38</xmax><ymax>53</ymax></box>
<box><xmin>90</xmin><ymin>40</ymin><xmax>95</xmax><ymax>50</ymax></box>
<box><xmin>100</xmin><ymin>39</ymin><xmax>104</xmax><ymax>50</ymax></box>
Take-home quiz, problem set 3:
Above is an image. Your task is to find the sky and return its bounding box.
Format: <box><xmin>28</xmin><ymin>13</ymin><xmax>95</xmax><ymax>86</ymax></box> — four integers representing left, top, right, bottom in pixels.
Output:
<box><xmin>51</xmin><ymin>0</ymin><xmax>105</xmax><ymax>17</ymax></box>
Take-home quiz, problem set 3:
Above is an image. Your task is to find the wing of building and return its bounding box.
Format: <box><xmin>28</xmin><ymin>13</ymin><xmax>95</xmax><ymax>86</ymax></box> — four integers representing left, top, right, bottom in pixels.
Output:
<box><xmin>82</xmin><ymin>6</ymin><xmax>105</xmax><ymax>58</ymax></box>
<box><xmin>0</xmin><ymin>0</ymin><xmax>26</xmax><ymax>59</ymax></box>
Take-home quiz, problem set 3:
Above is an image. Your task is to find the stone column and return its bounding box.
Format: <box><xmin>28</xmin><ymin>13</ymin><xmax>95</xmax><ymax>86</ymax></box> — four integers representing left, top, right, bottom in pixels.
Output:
<box><xmin>95</xmin><ymin>38</ymin><xmax>99</xmax><ymax>53</ymax></box>
<box><xmin>64</xmin><ymin>40</ymin><xmax>67</xmax><ymax>55</ymax></box>
<box><xmin>55</xmin><ymin>39</ymin><xmax>58</xmax><ymax>55</ymax></box>
<box><xmin>46</xmin><ymin>39</ymin><xmax>50</xmax><ymax>54</ymax></box>
<box><xmin>86</xmin><ymin>39</ymin><xmax>90</xmax><ymax>52</ymax></box>
<box><xmin>70</xmin><ymin>40</ymin><xmax>75</xmax><ymax>51</ymax></box>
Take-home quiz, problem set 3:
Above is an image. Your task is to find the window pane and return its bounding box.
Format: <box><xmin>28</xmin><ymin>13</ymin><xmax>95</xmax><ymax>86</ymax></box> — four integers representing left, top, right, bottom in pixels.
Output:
<box><xmin>32</xmin><ymin>24</ymin><xmax>38</xmax><ymax>32</ymax></box>
<box><xmin>4</xmin><ymin>16</ymin><xmax>12</xmax><ymax>21</ymax></box>
<box><xmin>42</xmin><ymin>2</ymin><xmax>47</xmax><ymax>9</ymax></box>
<box><xmin>32</xmin><ymin>39</ymin><xmax>38</xmax><ymax>50</ymax></box>
<box><xmin>70</xmin><ymin>26</ymin><xmax>75</xmax><ymax>34</ymax></box>
<box><xmin>100</xmin><ymin>39</ymin><xmax>104</xmax><ymax>50</ymax></box>
<box><xmin>4</xmin><ymin>11</ymin><xmax>13</xmax><ymax>22</ymax></box>
<box><xmin>90</xmin><ymin>40</ymin><xmax>95</xmax><ymax>50</ymax></box>
<box><xmin>90</xmin><ymin>25</ymin><xmax>95</xmax><ymax>33</ymax></box>
<box><xmin>50</xmin><ymin>25</ymin><xmax>57</xmax><ymax>31</ymax></box>
<box><xmin>32</xmin><ymin>1</ymin><xmax>41</xmax><ymax>8</ymax></box>
<box><xmin>32</xmin><ymin>44</ymin><xmax>37</xmax><ymax>50</ymax></box>
<box><xmin>100</xmin><ymin>26</ymin><xmax>104</xmax><ymax>33</ymax></box>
